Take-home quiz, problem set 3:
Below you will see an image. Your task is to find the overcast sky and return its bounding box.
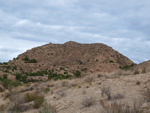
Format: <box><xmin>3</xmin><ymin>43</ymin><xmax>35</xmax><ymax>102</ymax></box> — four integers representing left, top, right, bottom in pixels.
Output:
<box><xmin>0</xmin><ymin>0</ymin><xmax>150</xmax><ymax>63</ymax></box>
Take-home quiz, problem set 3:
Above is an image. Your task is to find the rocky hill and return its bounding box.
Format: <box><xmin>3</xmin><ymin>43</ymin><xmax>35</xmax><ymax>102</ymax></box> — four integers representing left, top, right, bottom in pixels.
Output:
<box><xmin>7</xmin><ymin>41</ymin><xmax>134</xmax><ymax>74</ymax></box>
<box><xmin>1</xmin><ymin>42</ymin><xmax>150</xmax><ymax>113</ymax></box>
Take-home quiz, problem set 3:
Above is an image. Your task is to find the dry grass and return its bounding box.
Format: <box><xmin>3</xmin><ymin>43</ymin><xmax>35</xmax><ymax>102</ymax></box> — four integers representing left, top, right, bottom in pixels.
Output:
<box><xmin>81</xmin><ymin>97</ymin><xmax>96</xmax><ymax>107</ymax></box>
<box><xmin>56</xmin><ymin>89</ymin><xmax>66</xmax><ymax>97</ymax></box>
<box><xmin>143</xmin><ymin>86</ymin><xmax>150</xmax><ymax>102</ymax></box>
<box><xmin>111</xmin><ymin>70</ymin><xmax>133</xmax><ymax>78</ymax></box>
<box><xmin>100</xmin><ymin>100</ymin><xmax>144</xmax><ymax>113</ymax></box>
<box><xmin>101</xmin><ymin>85</ymin><xmax>111</xmax><ymax>100</ymax></box>
<box><xmin>134</xmin><ymin>70</ymin><xmax>140</xmax><ymax>75</ymax></box>
<box><xmin>24</xmin><ymin>92</ymin><xmax>45</xmax><ymax>108</ymax></box>
<box><xmin>8</xmin><ymin>93</ymin><xmax>25</xmax><ymax>112</ymax></box>
<box><xmin>141</xmin><ymin>67</ymin><xmax>146</xmax><ymax>74</ymax></box>
<box><xmin>112</xmin><ymin>93</ymin><xmax>125</xmax><ymax>100</ymax></box>
<box><xmin>39</xmin><ymin>102</ymin><xmax>57</xmax><ymax>113</ymax></box>
<box><xmin>84</xmin><ymin>75</ymin><xmax>94</xmax><ymax>84</ymax></box>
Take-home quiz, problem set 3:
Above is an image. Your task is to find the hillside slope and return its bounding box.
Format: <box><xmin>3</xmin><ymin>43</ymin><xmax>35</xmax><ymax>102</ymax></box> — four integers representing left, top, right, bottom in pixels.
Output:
<box><xmin>8</xmin><ymin>41</ymin><xmax>134</xmax><ymax>73</ymax></box>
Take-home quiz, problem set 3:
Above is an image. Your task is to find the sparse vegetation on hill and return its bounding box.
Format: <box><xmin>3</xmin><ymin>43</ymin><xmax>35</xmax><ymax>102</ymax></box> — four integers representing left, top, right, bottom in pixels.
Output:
<box><xmin>1</xmin><ymin>42</ymin><xmax>150</xmax><ymax>113</ymax></box>
<box><xmin>22</xmin><ymin>55</ymin><xmax>37</xmax><ymax>63</ymax></box>
<box><xmin>119</xmin><ymin>63</ymin><xmax>135</xmax><ymax>70</ymax></box>
<box><xmin>7</xmin><ymin>41</ymin><xmax>134</xmax><ymax>74</ymax></box>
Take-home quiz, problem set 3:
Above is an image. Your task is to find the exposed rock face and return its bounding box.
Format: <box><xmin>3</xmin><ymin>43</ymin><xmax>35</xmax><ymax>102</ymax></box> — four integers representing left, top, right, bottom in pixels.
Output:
<box><xmin>8</xmin><ymin>41</ymin><xmax>134</xmax><ymax>73</ymax></box>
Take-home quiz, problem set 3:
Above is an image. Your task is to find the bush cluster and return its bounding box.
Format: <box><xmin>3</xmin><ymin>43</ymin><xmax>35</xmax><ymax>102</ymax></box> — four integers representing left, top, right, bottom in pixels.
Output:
<box><xmin>26</xmin><ymin>71</ymin><xmax>48</xmax><ymax>76</ymax></box>
<box><xmin>0</xmin><ymin>74</ymin><xmax>21</xmax><ymax>89</ymax></box>
<box><xmin>2</xmin><ymin>79</ymin><xmax>21</xmax><ymax>89</ymax></box>
<box><xmin>82</xmin><ymin>68</ymin><xmax>88</xmax><ymax>71</ymax></box>
<box><xmin>48</xmin><ymin>72</ymin><xmax>72</xmax><ymax>81</ymax></box>
<box><xmin>119</xmin><ymin>63</ymin><xmax>135</xmax><ymax>70</ymax></box>
<box><xmin>74</xmin><ymin>70</ymin><xmax>81</xmax><ymax>77</ymax></box>
<box><xmin>22</xmin><ymin>56</ymin><xmax>37</xmax><ymax>63</ymax></box>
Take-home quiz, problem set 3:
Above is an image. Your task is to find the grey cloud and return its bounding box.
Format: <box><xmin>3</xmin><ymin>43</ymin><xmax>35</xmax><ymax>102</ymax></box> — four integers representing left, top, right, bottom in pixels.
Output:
<box><xmin>0</xmin><ymin>0</ymin><xmax>150</xmax><ymax>63</ymax></box>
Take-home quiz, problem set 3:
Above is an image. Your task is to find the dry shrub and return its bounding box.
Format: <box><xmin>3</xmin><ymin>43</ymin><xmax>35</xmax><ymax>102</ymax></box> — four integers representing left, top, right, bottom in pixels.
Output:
<box><xmin>141</xmin><ymin>67</ymin><xmax>146</xmax><ymax>74</ymax></box>
<box><xmin>56</xmin><ymin>90</ymin><xmax>66</xmax><ymax>97</ymax></box>
<box><xmin>101</xmin><ymin>86</ymin><xmax>124</xmax><ymax>100</ymax></box>
<box><xmin>101</xmin><ymin>85</ymin><xmax>111</xmax><ymax>100</ymax></box>
<box><xmin>0</xmin><ymin>85</ymin><xmax>4</xmax><ymax>92</ymax></box>
<box><xmin>112</xmin><ymin>93</ymin><xmax>125</xmax><ymax>100</ymax></box>
<box><xmin>61</xmin><ymin>81</ymin><xmax>75</xmax><ymax>88</ymax></box>
<box><xmin>0</xmin><ymin>104</ymin><xmax>5</xmax><ymax>112</ymax></box>
<box><xmin>24</xmin><ymin>92</ymin><xmax>40</xmax><ymax>102</ymax></box>
<box><xmin>81</xmin><ymin>97</ymin><xmax>95</xmax><ymax>107</ymax></box>
<box><xmin>136</xmin><ymin>81</ymin><xmax>141</xmax><ymax>85</ymax></box>
<box><xmin>100</xmin><ymin>100</ymin><xmax>144</xmax><ymax>113</ymax></box>
<box><xmin>44</xmin><ymin>88</ymin><xmax>50</xmax><ymax>93</ymax></box>
<box><xmin>39</xmin><ymin>102</ymin><xmax>57</xmax><ymax>113</ymax></box>
<box><xmin>8</xmin><ymin>93</ymin><xmax>25</xmax><ymax>112</ymax></box>
<box><xmin>112</xmin><ymin>70</ymin><xmax>133</xmax><ymax>78</ymax></box>
<box><xmin>134</xmin><ymin>70</ymin><xmax>140</xmax><ymax>75</ymax></box>
<box><xmin>84</xmin><ymin>75</ymin><xmax>94</xmax><ymax>84</ymax></box>
<box><xmin>34</xmin><ymin>97</ymin><xmax>45</xmax><ymax>108</ymax></box>
<box><xmin>24</xmin><ymin>92</ymin><xmax>44</xmax><ymax>108</ymax></box>
<box><xmin>143</xmin><ymin>86</ymin><xmax>150</xmax><ymax>102</ymax></box>
<box><xmin>61</xmin><ymin>81</ymin><xmax>69</xmax><ymax>87</ymax></box>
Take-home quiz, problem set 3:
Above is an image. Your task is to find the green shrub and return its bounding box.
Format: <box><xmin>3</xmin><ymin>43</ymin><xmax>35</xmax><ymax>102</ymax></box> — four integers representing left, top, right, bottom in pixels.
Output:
<box><xmin>11</xmin><ymin>80</ymin><xmax>22</xmax><ymax>87</ymax></box>
<box><xmin>15</xmin><ymin>73</ymin><xmax>28</xmax><ymax>83</ymax></box>
<box><xmin>52</xmin><ymin>69</ymin><xmax>54</xmax><ymax>72</ymax></box>
<box><xmin>4</xmin><ymin>70</ymin><xmax>9</xmax><ymax>73</ymax></box>
<box><xmin>60</xmin><ymin>67</ymin><xmax>65</xmax><ymax>70</ymax></box>
<box><xmin>15</xmin><ymin>73</ymin><xmax>22</xmax><ymax>80</ymax></box>
<box><xmin>22</xmin><ymin>55</ymin><xmax>37</xmax><ymax>63</ymax></box>
<box><xmin>64</xmin><ymin>74</ymin><xmax>72</xmax><ymax>79</ymax></box>
<box><xmin>74</xmin><ymin>71</ymin><xmax>81</xmax><ymax>77</ymax></box>
<box><xmin>98</xmin><ymin>74</ymin><xmax>103</xmax><ymax>77</ymax></box>
<box><xmin>110</xmin><ymin>60</ymin><xmax>114</xmax><ymax>63</ymax></box>
<box><xmin>119</xmin><ymin>64</ymin><xmax>135</xmax><ymax>70</ymax></box>
<box><xmin>3</xmin><ymin>74</ymin><xmax>7</xmax><ymax>79</ymax></box>
<box><xmin>29</xmin><ymin>59</ymin><xmax>37</xmax><ymax>63</ymax></box>
<box><xmin>2</xmin><ymin>79</ymin><xmax>21</xmax><ymax>89</ymax></box>
<box><xmin>23</xmin><ymin>55</ymin><xmax>29</xmax><ymax>61</ymax></box>
<box><xmin>82</xmin><ymin>68</ymin><xmax>88</xmax><ymax>71</ymax></box>
<box><xmin>48</xmin><ymin>72</ymin><xmax>72</xmax><ymax>80</ymax></box>
<box><xmin>28</xmin><ymin>71</ymin><xmax>47</xmax><ymax>76</ymax></box>
<box><xmin>64</xmin><ymin>71</ymin><xmax>68</xmax><ymax>74</ymax></box>
<box><xmin>2</xmin><ymin>79</ymin><xmax>11</xmax><ymax>89</ymax></box>
<box><xmin>13</xmin><ymin>65</ymin><xmax>17</xmax><ymax>70</ymax></box>
<box><xmin>5</xmin><ymin>66</ymin><xmax>11</xmax><ymax>69</ymax></box>
<box><xmin>3</xmin><ymin>62</ymin><xmax>7</xmax><ymax>65</ymax></box>
<box><xmin>78</xmin><ymin>60</ymin><xmax>83</xmax><ymax>64</ymax></box>
<box><xmin>21</xmin><ymin>75</ymin><xmax>28</xmax><ymax>82</ymax></box>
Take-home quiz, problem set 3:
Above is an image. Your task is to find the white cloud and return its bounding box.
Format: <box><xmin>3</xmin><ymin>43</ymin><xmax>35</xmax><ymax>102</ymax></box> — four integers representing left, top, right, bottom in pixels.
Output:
<box><xmin>0</xmin><ymin>0</ymin><xmax>150</xmax><ymax>63</ymax></box>
<box><xmin>14</xmin><ymin>19</ymin><xmax>30</xmax><ymax>26</ymax></box>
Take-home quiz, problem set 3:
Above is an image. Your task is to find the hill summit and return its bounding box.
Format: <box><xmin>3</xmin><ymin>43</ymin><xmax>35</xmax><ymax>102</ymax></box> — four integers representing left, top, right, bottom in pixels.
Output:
<box><xmin>8</xmin><ymin>41</ymin><xmax>134</xmax><ymax>73</ymax></box>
